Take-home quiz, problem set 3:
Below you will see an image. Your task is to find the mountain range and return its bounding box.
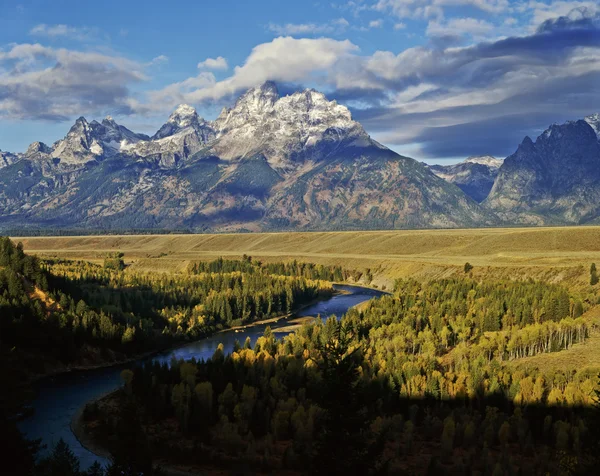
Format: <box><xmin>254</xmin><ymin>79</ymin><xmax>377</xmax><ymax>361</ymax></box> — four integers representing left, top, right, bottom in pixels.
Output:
<box><xmin>0</xmin><ymin>81</ymin><xmax>598</xmax><ymax>232</ymax></box>
<box><xmin>428</xmin><ymin>156</ymin><xmax>503</xmax><ymax>203</ymax></box>
<box><xmin>485</xmin><ymin>114</ymin><xmax>600</xmax><ymax>225</ymax></box>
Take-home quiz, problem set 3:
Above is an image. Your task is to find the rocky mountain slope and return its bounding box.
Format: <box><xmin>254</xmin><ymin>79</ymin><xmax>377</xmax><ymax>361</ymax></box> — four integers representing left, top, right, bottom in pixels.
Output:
<box><xmin>484</xmin><ymin>115</ymin><xmax>600</xmax><ymax>224</ymax></box>
<box><xmin>0</xmin><ymin>82</ymin><xmax>497</xmax><ymax>232</ymax></box>
<box><xmin>428</xmin><ymin>156</ymin><xmax>502</xmax><ymax>202</ymax></box>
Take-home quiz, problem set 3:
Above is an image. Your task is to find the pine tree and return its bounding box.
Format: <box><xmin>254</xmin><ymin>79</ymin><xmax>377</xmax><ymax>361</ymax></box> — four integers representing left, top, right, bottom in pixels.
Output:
<box><xmin>591</xmin><ymin>263</ymin><xmax>598</xmax><ymax>286</ymax></box>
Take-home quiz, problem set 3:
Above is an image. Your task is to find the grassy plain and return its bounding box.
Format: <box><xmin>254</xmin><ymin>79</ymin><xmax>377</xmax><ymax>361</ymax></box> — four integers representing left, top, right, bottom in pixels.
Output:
<box><xmin>15</xmin><ymin>226</ymin><xmax>600</xmax><ymax>378</ymax></box>
<box><xmin>14</xmin><ymin>226</ymin><xmax>600</xmax><ymax>289</ymax></box>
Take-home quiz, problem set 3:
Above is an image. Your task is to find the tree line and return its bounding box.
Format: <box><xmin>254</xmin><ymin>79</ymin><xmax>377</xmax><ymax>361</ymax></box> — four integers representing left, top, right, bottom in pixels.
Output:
<box><xmin>84</xmin><ymin>274</ymin><xmax>600</xmax><ymax>474</ymax></box>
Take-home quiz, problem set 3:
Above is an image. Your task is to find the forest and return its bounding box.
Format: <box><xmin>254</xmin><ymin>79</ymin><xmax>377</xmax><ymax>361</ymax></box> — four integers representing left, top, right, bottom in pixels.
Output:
<box><xmin>79</xmin><ymin>273</ymin><xmax>600</xmax><ymax>474</ymax></box>
<box><xmin>3</xmin><ymin>235</ymin><xmax>600</xmax><ymax>474</ymax></box>
<box><xmin>0</xmin><ymin>237</ymin><xmax>340</xmax><ymax>475</ymax></box>
<box><xmin>0</xmin><ymin>238</ymin><xmax>335</xmax><ymax>384</ymax></box>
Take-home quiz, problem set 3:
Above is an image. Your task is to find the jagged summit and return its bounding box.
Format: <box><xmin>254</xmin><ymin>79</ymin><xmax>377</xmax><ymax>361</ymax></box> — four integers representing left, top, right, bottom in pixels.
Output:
<box><xmin>485</xmin><ymin>116</ymin><xmax>600</xmax><ymax>224</ymax></box>
<box><xmin>585</xmin><ymin>113</ymin><xmax>600</xmax><ymax>139</ymax></box>
<box><xmin>211</xmin><ymin>81</ymin><xmax>371</xmax><ymax>165</ymax></box>
<box><xmin>168</xmin><ymin>104</ymin><xmax>200</xmax><ymax>125</ymax></box>
<box><xmin>102</xmin><ymin>115</ymin><xmax>118</xmax><ymax>127</ymax></box>
<box><xmin>151</xmin><ymin>104</ymin><xmax>212</xmax><ymax>142</ymax></box>
<box><xmin>463</xmin><ymin>156</ymin><xmax>502</xmax><ymax>168</ymax></box>
<box><xmin>26</xmin><ymin>141</ymin><xmax>51</xmax><ymax>155</ymax></box>
<box><xmin>234</xmin><ymin>81</ymin><xmax>280</xmax><ymax>109</ymax></box>
<box><xmin>44</xmin><ymin>114</ymin><xmax>149</xmax><ymax>164</ymax></box>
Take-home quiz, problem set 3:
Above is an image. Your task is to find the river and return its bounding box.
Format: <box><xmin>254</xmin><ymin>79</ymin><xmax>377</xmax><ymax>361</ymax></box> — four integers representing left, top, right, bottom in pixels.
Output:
<box><xmin>18</xmin><ymin>284</ymin><xmax>385</xmax><ymax>469</ymax></box>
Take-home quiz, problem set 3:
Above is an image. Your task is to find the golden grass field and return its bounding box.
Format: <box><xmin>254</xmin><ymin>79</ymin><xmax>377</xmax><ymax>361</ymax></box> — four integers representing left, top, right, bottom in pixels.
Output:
<box><xmin>14</xmin><ymin>226</ymin><xmax>600</xmax><ymax>289</ymax></box>
<box><xmin>13</xmin><ymin>226</ymin><xmax>600</xmax><ymax>371</ymax></box>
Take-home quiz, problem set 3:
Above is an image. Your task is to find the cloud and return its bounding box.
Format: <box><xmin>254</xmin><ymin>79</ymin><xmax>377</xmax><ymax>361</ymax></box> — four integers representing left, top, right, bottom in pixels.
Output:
<box><xmin>426</xmin><ymin>17</ymin><xmax>494</xmax><ymax>41</ymax></box>
<box><xmin>148</xmin><ymin>55</ymin><xmax>169</xmax><ymax>66</ymax></box>
<box><xmin>394</xmin><ymin>22</ymin><xmax>407</xmax><ymax>30</ymax></box>
<box><xmin>349</xmin><ymin>13</ymin><xmax>600</xmax><ymax>157</ymax></box>
<box><xmin>0</xmin><ymin>43</ymin><xmax>146</xmax><ymax>120</ymax></box>
<box><xmin>433</xmin><ymin>0</ymin><xmax>509</xmax><ymax>14</ymax></box>
<box><xmin>6</xmin><ymin>4</ymin><xmax>600</xmax><ymax>161</ymax></box>
<box><xmin>370</xmin><ymin>0</ymin><xmax>508</xmax><ymax>20</ymax></box>
<box><xmin>138</xmin><ymin>37</ymin><xmax>359</xmax><ymax>112</ymax></box>
<box><xmin>536</xmin><ymin>6</ymin><xmax>600</xmax><ymax>33</ymax></box>
<box><xmin>29</xmin><ymin>24</ymin><xmax>100</xmax><ymax>41</ymax></box>
<box><xmin>527</xmin><ymin>1</ymin><xmax>600</xmax><ymax>28</ymax></box>
<box><xmin>373</xmin><ymin>0</ymin><xmax>444</xmax><ymax>20</ymax></box>
<box><xmin>197</xmin><ymin>56</ymin><xmax>229</xmax><ymax>70</ymax></box>
<box><xmin>266</xmin><ymin>18</ymin><xmax>349</xmax><ymax>35</ymax></box>
<box><xmin>369</xmin><ymin>19</ymin><xmax>384</xmax><ymax>28</ymax></box>
<box><xmin>131</xmin><ymin>8</ymin><xmax>600</xmax><ymax>160</ymax></box>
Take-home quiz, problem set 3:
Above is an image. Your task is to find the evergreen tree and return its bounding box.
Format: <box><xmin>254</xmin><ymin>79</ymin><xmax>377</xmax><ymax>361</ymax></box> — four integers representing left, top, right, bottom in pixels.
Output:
<box><xmin>591</xmin><ymin>263</ymin><xmax>598</xmax><ymax>286</ymax></box>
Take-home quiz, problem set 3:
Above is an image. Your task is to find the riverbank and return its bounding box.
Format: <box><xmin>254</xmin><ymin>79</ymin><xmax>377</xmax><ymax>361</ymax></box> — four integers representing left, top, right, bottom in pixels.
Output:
<box><xmin>18</xmin><ymin>341</ymin><xmax>186</xmax><ymax>388</ymax></box>
<box><xmin>272</xmin><ymin>316</ymin><xmax>317</xmax><ymax>333</ymax></box>
<box><xmin>222</xmin><ymin>288</ymin><xmax>344</xmax><ymax>334</ymax></box>
<box><xmin>72</xmin><ymin>391</ymin><xmax>219</xmax><ymax>476</ymax></box>
<box><xmin>23</xmin><ymin>284</ymin><xmax>386</xmax><ymax>471</ymax></box>
<box><xmin>21</xmin><ymin>289</ymin><xmax>342</xmax><ymax>387</ymax></box>
<box><xmin>70</xmin><ymin>391</ymin><xmax>114</xmax><ymax>462</ymax></box>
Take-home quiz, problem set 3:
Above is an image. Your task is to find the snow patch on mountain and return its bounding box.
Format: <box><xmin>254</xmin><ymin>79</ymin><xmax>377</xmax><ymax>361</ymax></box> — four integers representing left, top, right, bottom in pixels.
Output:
<box><xmin>211</xmin><ymin>81</ymin><xmax>373</xmax><ymax>167</ymax></box>
<box><xmin>463</xmin><ymin>156</ymin><xmax>503</xmax><ymax>168</ymax></box>
<box><xmin>585</xmin><ymin>113</ymin><xmax>600</xmax><ymax>140</ymax></box>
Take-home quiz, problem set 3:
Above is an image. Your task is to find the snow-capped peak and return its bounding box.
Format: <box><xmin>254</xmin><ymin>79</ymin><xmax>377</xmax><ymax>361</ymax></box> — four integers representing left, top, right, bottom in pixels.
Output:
<box><xmin>151</xmin><ymin>104</ymin><xmax>211</xmax><ymax>141</ymax></box>
<box><xmin>211</xmin><ymin>81</ymin><xmax>372</xmax><ymax>165</ymax></box>
<box><xmin>463</xmin><ymin>156</ymin><xmax>503</xmax><ymax>168</ymax></box>
<box><xmin>33</xmin><ymin>83</ymin><xmax>374</xmax><ymax>169</ymax></box>
<box><xmin>224</xmin><ymin>81</ymin><xmax>280</xmax><ymax>118</ymax></box>
<box><xmin>242</xmin><ymin>81</ymin><xmax>280</xmax><ymax>102</ymax></box>
<box><xmin>169</xmin><ymin>104</ymin><xmax>198</xmax><ymax>123</ymax></box>
<box><xmin>585</xmin><ymin>113</ymin><xmax>600</xmax><ymax>139</ymax></box>
<box><xmin>102</xmin><ymin>115</ymin><xmax>118</xmax><ymax>127</ymax></box>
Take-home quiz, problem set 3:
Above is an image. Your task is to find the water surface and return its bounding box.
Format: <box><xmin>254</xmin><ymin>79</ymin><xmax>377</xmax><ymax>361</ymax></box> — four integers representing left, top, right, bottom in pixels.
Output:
<box><xmin>18</xmin><ymin>284</ymin><xmax>385</xmax><ymax>468</ymax></box>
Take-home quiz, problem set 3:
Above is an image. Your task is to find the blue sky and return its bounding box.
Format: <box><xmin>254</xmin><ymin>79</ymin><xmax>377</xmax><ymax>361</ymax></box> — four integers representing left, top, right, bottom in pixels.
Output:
<box><xmin>0</xmin><ymin>0</ymin><xmax>599</xmax><ymax>163</ymax></box>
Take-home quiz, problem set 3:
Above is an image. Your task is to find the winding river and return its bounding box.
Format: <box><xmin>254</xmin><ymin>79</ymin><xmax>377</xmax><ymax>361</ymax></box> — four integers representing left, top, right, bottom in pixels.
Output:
<box><xmin>18</xmin><ymin>284</ymin><xmax>384</xmax><ymax>469</ymax></box>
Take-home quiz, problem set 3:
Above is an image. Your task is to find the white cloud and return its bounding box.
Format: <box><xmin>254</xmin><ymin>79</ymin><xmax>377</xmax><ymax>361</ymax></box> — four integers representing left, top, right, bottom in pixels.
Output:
<box><xmin>426</xmin><ymin>17</ymin><xmax>494</xmax><ymax>40</ymax></box>
<box><xmin>197</xmin><ymin>56</ymin><xmax>229</xmax><ymax>70</ymax></box>
<box><xmin>6</xmin><ymin>4</ymin><xmax>600</xmax><ymax>159</ymax></box>
<box><xmin>528</xmin><ymin>1</ymin><xmax>600</xmax><ymax>27</ymax></box>
<box><xmin>148</xmin><ymin>55</ymin><xmax>169</xmax><ymax>66</ymax></box>
<box><xmin>267</xmin><ymin>18</ymin><xmax>349</xmax><ymax>35</ymax></box>
<box><xmin>0</xmin><ymin>43</ymin><xmax>146</xmax><ymax>120</ymax></box>
<box><xmin>369</xmin><ymin>19</ymin><xmax>384</xmax><ymax>28</ymax></box>
<box><xmin>29</xmin><ymin>24</ymin><xmax>100</xmax><ymax>41</ymax></box>
<box><xmin>137</xmin><ymin>37</ymin><xmax>359</xmax><ymax>113</ymax></box>
<box><xmin>374</xmin><ymin>0</ymin><xmax>444</xmax><ymax>20</ymax></box>
<box><xmin>433</xmin><ymin>0</ymin><xmax>509</xmax><ymax>14</ymax></box>
<box><xmin>368</xmin><ymin>0</ymin><xmax>511</xmax><ymax>22</ymax></box>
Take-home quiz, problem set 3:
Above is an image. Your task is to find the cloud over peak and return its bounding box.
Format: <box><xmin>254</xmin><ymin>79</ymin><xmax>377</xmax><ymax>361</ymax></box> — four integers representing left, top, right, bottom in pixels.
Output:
<box><xmin>197</xmin><ymin>56</ymin><xmax>229</xmax><ymax>70</ymax></box>
<box><xmin>2</xmin><ymin>2</ymin><xmax>600</xmax><ymax>161</ymax></box>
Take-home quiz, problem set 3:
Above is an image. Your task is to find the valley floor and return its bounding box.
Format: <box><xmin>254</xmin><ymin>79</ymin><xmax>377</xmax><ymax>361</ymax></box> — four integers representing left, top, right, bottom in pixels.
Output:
<box><xmin>15</xmin><ymin>225</ymin><xmax>600</xmax><ymax>290</ymax></box>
